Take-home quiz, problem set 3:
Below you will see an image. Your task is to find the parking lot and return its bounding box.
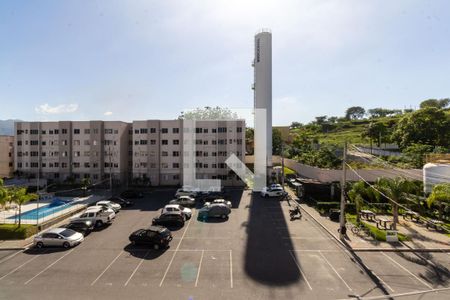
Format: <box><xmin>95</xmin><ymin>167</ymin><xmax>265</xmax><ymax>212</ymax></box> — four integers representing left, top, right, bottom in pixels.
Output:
<box><xmin>0</xmin><ymin>188</ymin><xmax>449</xmax><ymax>300</ymax></box>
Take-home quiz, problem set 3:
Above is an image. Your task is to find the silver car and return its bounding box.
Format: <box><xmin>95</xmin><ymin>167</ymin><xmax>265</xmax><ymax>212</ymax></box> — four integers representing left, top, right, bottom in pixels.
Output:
<box><xmin>33</xmin><ymin>228</ymin><xmax>84</xmax><ymax>249</ymax></box>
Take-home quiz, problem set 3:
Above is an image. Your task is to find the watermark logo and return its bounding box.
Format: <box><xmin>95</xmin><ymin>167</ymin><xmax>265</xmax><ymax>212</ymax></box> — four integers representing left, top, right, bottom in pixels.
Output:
<box><xmin>182</xmin><ymin>108</ymin><xmax>267</xmax><ymax>192</ymax></box>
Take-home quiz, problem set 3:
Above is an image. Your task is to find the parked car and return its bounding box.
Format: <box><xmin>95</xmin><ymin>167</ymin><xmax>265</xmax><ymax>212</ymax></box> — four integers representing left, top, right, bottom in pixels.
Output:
<box><xmin>198</xmin><ymin>203</ymin><xmax>231</xmax><ymax>220</ymax></box>
<box><xmin>162</xmin><ymin>204</ymin><xmax>192</xmax><ymax>220</ymax></box>
<box><xmin>109</xmin><ymin>196</ymin><xmax>134</xmax><ymax>207</ymax></box>
<box><xmin>200</xmin><ymin>191</ymin><xmax>229</xmax><ymax>203</ymax></box>
<box><xmin>64</xmin><ymin>220</ymin><xmax>95</xmax><ymax>235</ymax></box>
<box><xmin>71</xmin><ymin>206</ymin><xmax>115</xmax><ymax>227</ymax></box>
<box><xmin>169</xmin><ymin>196</ymin><xmax>196</xmax><ymax>208</ymax></box>
<box><xmin>204</xmin><ymin>198</ymin><xmax>232</xmax><ymax>208</ymax></box>
<box><xmin>269</xmin><ymin>183</ymin><xmax>282</xmax><ymax>189</ymax></box>
<box><xmin>129</xmin><ymin>225</ymin><xmax>173</xmax><ymax>250</ymax></box>
<box><xmin>175</xmin><ymin>188</ymin><xmax>197</xmax><ymax>198</ymax></box>
<box><xmin>152</xmin><ymin>212</ymin><xmax>185</xmax><ymax>227</ymax></box>
<box><xmin>121</xmin><ymin>190</ymin><xmax>144</xmax><ymax>199</ymax></box>
<box><xmin>34</xmin><ymin>228</ymin><xmax>84</xmax><ymax>249</ymax></box>
<box><xmin>96</xmin><ymin>200</ymin><xmax>121</xmax><ymax>213</ymax></box>
<box><xmin>260</xmin><ymin>186</ymin><xmax>286</xmax><ymax>198</ymax></box>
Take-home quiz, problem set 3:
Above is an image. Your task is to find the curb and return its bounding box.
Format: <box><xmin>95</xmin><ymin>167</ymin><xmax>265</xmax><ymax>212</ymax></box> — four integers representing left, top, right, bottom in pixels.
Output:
<box><xmin>297</xmin><ymin>200</ymin><xmax>450</xmax><ymax>253</ymax></box>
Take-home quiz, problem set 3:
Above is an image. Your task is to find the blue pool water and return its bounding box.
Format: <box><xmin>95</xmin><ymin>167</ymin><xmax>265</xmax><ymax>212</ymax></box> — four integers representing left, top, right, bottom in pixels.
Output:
<box><xmin>8</xmin><ymin>198</ymin><xmax>75</xmax><ymax>220</ymax></box>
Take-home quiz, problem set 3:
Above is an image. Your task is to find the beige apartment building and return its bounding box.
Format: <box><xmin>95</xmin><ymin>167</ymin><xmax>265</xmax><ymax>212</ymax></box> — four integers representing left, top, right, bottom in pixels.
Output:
<box><xmin>15</xmin><ymin>119</ymin><xmax>246</xmax><ymax>187</ymax></box>
<box><xmin>14</xmin><ymin>121</ymin><xmax>131</xmax><ymax>184</ymax></box>
<box><xmin>0</xmin><ymin>135</ymin><xmax>14</xmax><ymax>178</ymax></box>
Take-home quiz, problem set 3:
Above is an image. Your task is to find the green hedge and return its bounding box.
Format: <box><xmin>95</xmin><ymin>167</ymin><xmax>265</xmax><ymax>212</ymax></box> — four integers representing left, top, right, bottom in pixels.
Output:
<box><xmin>0</xmin><ymin>224</ymin><xmax>38</xmax><ymax>240</ymax></box>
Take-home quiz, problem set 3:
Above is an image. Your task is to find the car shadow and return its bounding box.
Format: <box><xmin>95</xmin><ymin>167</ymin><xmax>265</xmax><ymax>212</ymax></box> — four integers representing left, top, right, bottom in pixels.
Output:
<box><xmin>196</xmin><ymin>216</ymin><xmax>228</xmax><ymax>223</ymax></box>
<box><xmin>123</xmin><ymin>243</ymin><xmax>168</xmax><ymax>259</ymax></box>
<box><xmin>23</xmin><ymin>246</ymin><xmax>74</xmax><ymax>255</ymax></box>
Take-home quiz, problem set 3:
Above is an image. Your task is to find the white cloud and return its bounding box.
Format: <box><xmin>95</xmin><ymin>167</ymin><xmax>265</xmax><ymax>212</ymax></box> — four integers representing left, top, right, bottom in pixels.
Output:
<box><xmin>35</xmin><ymin>103</ymin><xmax>78</xmax><ymax>114</ymax></box>
<box><xmin>103</xmin><ymin>111</ymin><xmax>113</xmax><ymax>116</ymax></box>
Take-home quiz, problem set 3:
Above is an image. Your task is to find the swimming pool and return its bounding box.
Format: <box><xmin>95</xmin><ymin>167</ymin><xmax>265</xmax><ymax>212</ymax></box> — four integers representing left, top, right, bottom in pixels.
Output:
<box><xmin>8</xmin><ymin>198</ymin><xmax>75</xmax><ymax>220</ymax></box>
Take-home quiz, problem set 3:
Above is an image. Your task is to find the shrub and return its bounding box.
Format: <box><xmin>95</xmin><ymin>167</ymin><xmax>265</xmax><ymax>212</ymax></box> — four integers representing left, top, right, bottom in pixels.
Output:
<box><xmin>0</xmin><ymin>224</ymin><xmax>38</xmax><ymax>240</ymax></box>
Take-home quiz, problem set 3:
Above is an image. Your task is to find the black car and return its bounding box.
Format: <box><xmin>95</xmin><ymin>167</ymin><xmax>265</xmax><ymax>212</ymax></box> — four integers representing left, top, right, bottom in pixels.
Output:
<box><xmin>201</xmin><ymin>192</ymin><xmax>229</xmax><ymax>203</ymax></box>
<box><xmin>64</xmin><ymin>220</ymin><xmax>95</xmax><ymax>235</ymax></box>
<box><xmin>109</xmin><ymin>196</ymin><xmax>134</xmax><ymax>207</ymax></box>
<box><xmin>129</xmin><ymin>225</ymin><xmax>172</xmax><ymax>250</ymax></box>
<box><xmin>120</xmin><ymin>190</ymin><xmax>144</xmax><ymax>199</ymax></box>
<box><xmin>152</xmin><ymin>212</ymin><xmax>185</xmax><ymax>227</ymax></box>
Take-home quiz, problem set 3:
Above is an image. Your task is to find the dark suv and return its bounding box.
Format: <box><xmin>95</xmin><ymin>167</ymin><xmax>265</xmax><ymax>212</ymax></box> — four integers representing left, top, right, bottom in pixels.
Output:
<box><xmin>120</xmin><ymin>190</ymin><xmax>144</xmax><ymax>199</ymax></box>
<box><xmin>64</xmin><ymin>220</ymin><xmax>95</xmax><ymax>235</ymax></box>
<box><xmin>152</xmin><ymin>212</ymin><xmax>185</xmax><ymax>227</ymax></box>
<box><xmin>129</xmin><ymin>226</ymin><xmax>173</xmax><ymax>250</ymax></box>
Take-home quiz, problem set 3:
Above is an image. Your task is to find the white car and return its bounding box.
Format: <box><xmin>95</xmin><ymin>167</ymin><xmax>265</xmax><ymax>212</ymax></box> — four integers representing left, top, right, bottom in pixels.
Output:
<box><xmin>269</xmin><ymin>184</ymin><xmax>282</xmax><ymax>189</ymax></box>
<box><xmin>96</xmin><ymin>200</ymin><xmax>121</xmax><ymax>213</ymax></box>
<box><xmin>162</xmin><ymin>204</ymin><xmax>192</xmax><ymax>220</ymax></box>
<box><xmin>71</xmin><ymin>206</ymin><xmax>115</xmax><ymax>227</ymax></box>
<box><xmin>260</xmin><ymin>187</ymin><xmax>286</xmax><ymax>198</ymax></box>
<box><xmin>175</xmin><ymin>188</ymin><xmax>197</xmax><ymax>198</ymax></box>
<box><xmin>34</xmin><ymin>228</ymin><xmax>84</xmax><ymax>249</ymax></box>
<box><xmin>205</xmin><ymin>198</ymin><xmax>232</xmax><ymax>208</ymax></box>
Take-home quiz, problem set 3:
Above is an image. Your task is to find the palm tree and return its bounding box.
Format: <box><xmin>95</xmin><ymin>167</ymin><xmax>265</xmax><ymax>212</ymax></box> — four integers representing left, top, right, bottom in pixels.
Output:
<box><xmin>427</xmin><ymin>183</ymin><xmax>450</xmax><ymax>221</ymax></box>
<box><xmin>348</xmin><ymin>181</ymin><xmax>367</xmax><ymax>222</ymax></box>
<box><xmin>10</xmin><ymin>187</ymin><xmax>38</xmax><ymax>226</ymax></box>
<box><xmin>375</xmin><ymin>177</ymin><xmax>414</xmax><ymax>230</ymax></box>
<box><xmin>0</xmin><ymin>179</ymin><xmax>8</xmax><ymax>209</ymax></box>
<box><xmin>81</xmin><ymin>178</ymin><xmax>91</xmax><ymax>197</ymax></box>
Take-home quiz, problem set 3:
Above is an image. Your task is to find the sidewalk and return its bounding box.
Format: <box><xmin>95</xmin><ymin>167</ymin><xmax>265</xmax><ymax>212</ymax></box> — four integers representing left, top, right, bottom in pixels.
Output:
<box><xmin>0</xmin><ymin>236</ymin><xmax>34</xmax><ymax>250</ymax></box>
<box><xmin>286</xmin><ymin>188</ymin><xmax>450</xmax><ymax>252</ymax></box>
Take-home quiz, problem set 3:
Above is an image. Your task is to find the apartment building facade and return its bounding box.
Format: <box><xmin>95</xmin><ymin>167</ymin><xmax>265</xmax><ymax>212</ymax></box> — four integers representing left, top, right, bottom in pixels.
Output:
<box><xmin>0</xmin><ymin>135</ymin><xmax>14</xmax><ymax>178</ymax></box>
<box><xmin>14</xmin><ymin>121</ymin><xmax>131</xmax><ymax>183</ymax></box>
<box><xmin>15</xmin><ymin>119</ymin><xmax>246</xmax><ymax>187</ymax></box>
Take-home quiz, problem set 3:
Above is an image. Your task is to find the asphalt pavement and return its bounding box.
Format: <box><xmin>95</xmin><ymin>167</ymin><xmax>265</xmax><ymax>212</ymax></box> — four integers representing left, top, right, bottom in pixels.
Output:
<box><xmin>0</xmin><ymin>188</ymin><xmax>449</xmax><ymax>300</ymax></box>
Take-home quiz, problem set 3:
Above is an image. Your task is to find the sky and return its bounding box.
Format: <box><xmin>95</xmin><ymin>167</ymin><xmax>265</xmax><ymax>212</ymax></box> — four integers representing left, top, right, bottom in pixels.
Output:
<box><xmin>0</xmin><ymin>0</ymin><xmax>449</xmax><ymax>126</ymax></box>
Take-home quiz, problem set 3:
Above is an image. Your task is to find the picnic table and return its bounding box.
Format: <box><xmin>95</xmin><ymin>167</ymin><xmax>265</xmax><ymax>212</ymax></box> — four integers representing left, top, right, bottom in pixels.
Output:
<box><xmin>376</xmin><ymin>216</ymin><xmax>393</xmax><ymax>230</ymax></box>
<box><xmin>403</xmin><ymin>211</ymin><xmax>420</xmax><ymax>222</ymax></box>
<box><xmin>426</xmin><ymin>219</ymin><xmax>445</xmax><ymax>231</ymax></box>
<box><xmin>359</xmin><ymin>209</ymin><xmax>376</xmax><ymax>221</ymax></box>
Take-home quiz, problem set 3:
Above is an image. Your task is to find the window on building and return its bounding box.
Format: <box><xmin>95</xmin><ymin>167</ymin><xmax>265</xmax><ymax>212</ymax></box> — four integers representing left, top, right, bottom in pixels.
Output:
<box><xmin>150</xmin><ymin>128</ymin><xmax>156</xmax><ymax>133</ymax></box>
<box><xmin>161</xmin><ymin>163</ymin><xmax>168</xmax><ymax>168</ymax></box>
<box><xmin>74</xmin><ymin>129</ymin><xmax>80</xmax><ymax>134</ymax></box>
<box><xmin>73</xmin><ymin>140</ymin><xmax>80</xmax><ymax>146</ymax></box>
<box><xmin>17</xmin><ymin>141</ymin><xmax>22</xmax><ymax>146</ymax></box>
<box><xmin>161</xmin><ymin>128</ymin><xmax>168</xmax><ymax>133</ymax></box>
<box><xmin>161</xmin><ymin>140</ymin><xmax>168</xmax><ymax>145</ymax></box>
<box><xmin>41</xmin><ymin>130</ymin><xmax>46</xmax><ymax>134</ymax></box>
<box><xmin>41</xmin><ymin>141</ymin><xmax>46</xmax><ymax>146</ymax></box>
<box><xmin>195</xmin><ymin>151</ymin><xmax>202</xmax><ymax>157</ymax></box>
<box><xmin>62</xmin><ymin>129</ymin><xmax>68</xmax><ymax>134</ymax></box>
<box><xmin>173</xmin><ymin>139</ymin><xmax>179</xmax><ymax>145</ymax></box>
<box><xmin>140</xmin><ymin>140</ymin><xmax>148</xmax><ymax>145</ymax></box>
<box><xmin>54</xmin><ymin>129</ymin><xmax>59</xmax><ymax>134</ymax></box>
<box><xmin>204</xmin><ymin>128</ymin><xmax>208</xmax><ymax>133</ymax></box>
<box><xmin>140</xmin><ymin>128</ymin><xmax>148</xmax><ymax>134</ymax></box>
<box><xmin>173</xmin><ymin>151</ymin><xmax>179</xmax><ymax>157</ymax></box>
<box><xmin>203</xmin><ymin>163</ymin><xmax>208</xmax><ymax>168</ymax></box>
<box><xmin>73</xmin><ymin>162</ymin><xmax>80</xmax><ymax>168</ymax></box>
<box><xmin>195</xmin><ymin>128</ymin><xmax>202</xmax><ymax>133</ymax></box>
<box><xmin>173</xmin><ymin>174</ymin><xmax>180</xmax><ymax>180</ymax></box>
<box><xmin>212</xmin><ymin>128</ymin><xmax>217</xmax><ymax>133</ymax></box>
<box><xmin>84</xmin><ymin>129</ymin><xmax>90</xmax><ymax>134</ymax></box>
<box><xmin>172</xmin><ymin>128</ymin><xmax>179</xmax><ymax>134</ymax></box>
<box><xmin>173</xmin><ymin>163</ymin><xmax>179</xmax><ymax>168</ymax></box>
<box><xmin>105</xmin><ymin>129</ymin><xmax>113</xmax><ymax>134</ymax></box>
<box><xmin>237</xmin><ymin>127</ymin><xmax>242</xmax><ymax>133</ymax></box>
<box><xmin>162</xmin><ymin>151</ymin><xmax>168</xmax><ymax>156</ymax></box>
<box><xmin>212</xmin><ymin>140</ymin><xmax>217</xmax><ymax>145</ymax></box>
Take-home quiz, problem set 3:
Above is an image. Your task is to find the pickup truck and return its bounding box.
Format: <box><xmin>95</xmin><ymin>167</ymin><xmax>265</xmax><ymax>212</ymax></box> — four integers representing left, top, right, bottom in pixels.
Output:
<box><xmin>71</xmin><ymin>206</ymin><xmax>115</xmax><ymax>227</ymax></box>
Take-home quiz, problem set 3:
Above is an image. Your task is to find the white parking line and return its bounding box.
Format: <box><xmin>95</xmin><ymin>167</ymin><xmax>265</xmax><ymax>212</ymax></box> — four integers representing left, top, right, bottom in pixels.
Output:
<box><xmin>159</xmin><ymin>217</ymin><xmax>192</xmax><ymax>287</ymax></box>
<box><xmin>195</xmin><ymin>250</ymin><xmax>204</xmax><ymax>287</ymax></box>
<box><xmin>0</xmin><ymin>253</ymin><xmax>43</xmax><ymax>281</ymax></box>
<box><xmin>288</xmin><ymin>250</ymin><xmax>312</xmax><ymax>290</ymax></box>
<box><xmin>24</xmin><ymin>249</ymin><xmax>74</xmax><ymax>285</ymax></box>
<box><xmin>319</xmin><ymin>251</ymin><xmax>352</xmax><ymax>291</ymax></box>
<box><xmin>124</xmin><ymin>250</ymin><xmax>150</xmax><ymax>287</ymax></box>
<box><xmin>229</xmin><ymin>250</ymin><xmax>233</xmax><ymax>288</ymax></box>
<box><xmin>381</xmin><ymin>252</ymin><xmax>433</xmax><ymax>289</ymax></box>
<box><xmin>90</xmin><ymin>251</ymin><xmax>123</xmax><ymax>286</ymax></box>
<box><xmin>0</xmin><ymin>249</ymin><xmax>24</xmax><ymax>265</ymax></box>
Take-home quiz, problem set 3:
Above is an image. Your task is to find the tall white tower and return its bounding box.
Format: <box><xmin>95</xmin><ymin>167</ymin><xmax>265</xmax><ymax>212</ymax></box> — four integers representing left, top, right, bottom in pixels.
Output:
<box><xmin>253</xmin><ymin>29</ymin><xmax>272</xmax><ymax>170</ymax></box>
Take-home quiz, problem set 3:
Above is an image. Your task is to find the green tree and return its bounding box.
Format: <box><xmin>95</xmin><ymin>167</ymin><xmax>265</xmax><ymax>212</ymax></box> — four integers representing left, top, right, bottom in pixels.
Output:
<box><xmin>0</xmin><ymin>179</ymin><xmax>9</xmax><ymax>209</ymax></box>
<box><xmin>362</xmin><ymin>122</ymin><xmax>387</xmax><ymax>148</ymax></box>
<box><xmin>427</xmin><ymin>183</ymin><xmax>450</xmax><ymax>221</ymax></box>
<box><xmin>419</xmin><ymin>98</ymin><xmax>450</xmax><ymax>109</ymax></box>
<box><xmin>402</xmin><ymin>144</ymin><xmax>434</xmax><ymax>168</ymax></box>
<box><xmin>348</xmin><ymin>182</ymin><xmax>367</xmax><ymax>222</ymax></box>
<box><xmin>81</xmin><ymin>178</ymin><xmax>91</xmax><ymax>196</ymax></box>
<box><xmin>10</xmin><ymin>187</ymin><xmax>38</xmax><ymax>226</ymax></box>
<box><xmin>392</xmin><ymin>107</ymin><xmax>450</xmax><ymax>149</ymax></box>
<box><xmin>375</xmin><ymin>177</ymin><xmax>415</xmax><ymax>230</ymax></box>
<box><xmin>368</xmin><ymin>108</ymin><xmax>402</xmax><ymax>118</ymax></box>
<box><xmin>272</xmin><ymin>128</ymin><xmax>282</xmax><ymax>155</ymax></box>
<box><xmin>290</xmin><ymin>122</ymin><xmax>302</xmax><ymax>129</ymax></box>
<box><xmin>345</xmin><ymin>106</ymin><xmax>366</xmax><ymax>120</ymax></box>
<box><xmin>179</xmin><ymin>106</ymin><xmax>238</xmax><ymax>120</ymax></box>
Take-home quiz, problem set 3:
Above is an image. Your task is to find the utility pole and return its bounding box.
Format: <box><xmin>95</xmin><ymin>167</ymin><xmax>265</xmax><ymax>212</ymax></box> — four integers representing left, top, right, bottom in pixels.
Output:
<box><xmin>108</xmin><ymin>145</ymin><xmax>113</xmax><ymax>196</ymax></box>
<box><xmin>281</xmin><ymin>141</ymin><xmax>285</xmax><ymax>191</ymax></box>
<box><xmin>339</xmin><ymin>141</ymin><xmax>347</xmax><ymax>239</ymax></box>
